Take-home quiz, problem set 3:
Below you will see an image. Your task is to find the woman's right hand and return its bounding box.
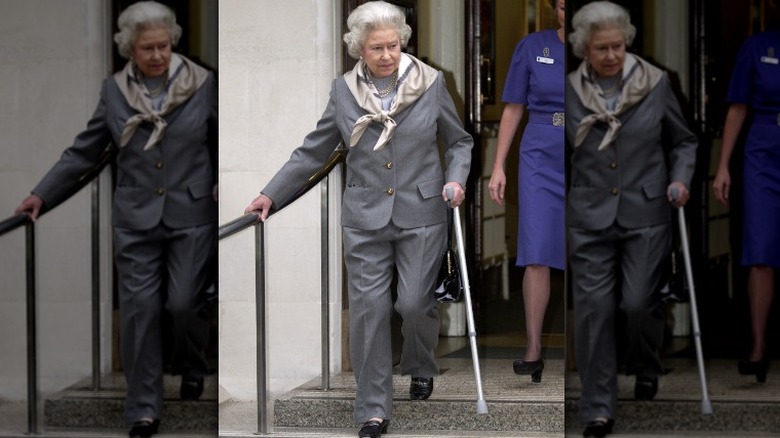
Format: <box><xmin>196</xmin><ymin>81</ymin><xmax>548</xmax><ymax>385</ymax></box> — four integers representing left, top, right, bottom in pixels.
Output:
<box><xmin>244</xmin><ymin>193</ymin><xmax>273</xmax><ymax>222</ymax></box>
<box><xmin>15</xmin><ymin>194</ymin><xmax>44</xmax><ymax>221</ymax></box>
<box><xmin>712</xmin><ymin>168</ymin><xmax>731</xmax><ymax>207</ymax></box>
<box><xmin>488</xmin><ymin>168</ymin><xmax>507</xmax><ymax>207</ymax></box>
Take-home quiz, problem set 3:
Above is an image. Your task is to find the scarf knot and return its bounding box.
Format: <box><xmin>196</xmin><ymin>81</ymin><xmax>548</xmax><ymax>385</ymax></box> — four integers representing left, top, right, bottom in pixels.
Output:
<box><xmin>575</xmin><ymin>113</ymin><xmax>622</xmax><ymax>151</ymax></box>
<box><xmin>121</xmin><ymin>113</ymin><xmax>168</xmax><ymax>151</ymax></box>
<box><xmin>350</xmin><ymin>111</ymin><xmax>397</xmax><ymax>151</ymax></box>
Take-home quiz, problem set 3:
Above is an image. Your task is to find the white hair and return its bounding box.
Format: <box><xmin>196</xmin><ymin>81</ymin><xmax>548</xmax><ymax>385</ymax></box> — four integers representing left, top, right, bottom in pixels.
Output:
<box><xmin>569</xmin><ymin>1</ymin><xmax>636</xmax><ymax>59</ymax></box>
<box><xmin>113</xmin><ymin>1</ymin><xmax>182</xmax><ymax>59</ymax></box>
<box><xmin>343</xmin><ymin>1</ymin><xmax>412</xmax><ymax>59</ymax></box>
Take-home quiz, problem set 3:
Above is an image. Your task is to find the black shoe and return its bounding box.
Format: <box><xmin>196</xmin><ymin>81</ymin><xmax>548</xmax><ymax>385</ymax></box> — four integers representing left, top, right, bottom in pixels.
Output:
<box><xmin>738</xmin><ymin>358</ymin><xmax>770</xmax><ymax>383</ymax></box>
<box><xmin>129</xmin><ymin>418</ymin><xmax>159</xmax><ymax>437</ymax></box>
<box><xmin>634</xmin><ymin>376</ymin><xmax>658</xmax><ymax>400</ymax></box>
<box><xmin>513</xmin><ymin>358</ymin><xmax>544</xmax><ymax>383</ymax></box>
<box><xmin>180</xmin><ymin>376</ymin><xmax>204</xmax><ymax>401</ymax></box>
<box><xmin>409</xmin><ymin>377</ymin><xmax>433</xmax><ymax>400</ymax></box>
<box><xmin>583</xmin><ymin>418</ymin><xmax>613</xmax><ymax>437</ymax></box>
<box><xmin>358</xmin><ymin>419</ymin><xmax>389</xmax><ymax>437</ymax></box>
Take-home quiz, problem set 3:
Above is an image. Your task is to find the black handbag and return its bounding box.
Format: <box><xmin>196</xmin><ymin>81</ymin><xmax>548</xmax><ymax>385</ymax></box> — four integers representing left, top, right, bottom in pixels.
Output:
<box><xmin>434</xmin><ymin>209</ymin><xmax>463</xmax><ymax>303</ymax></box>
<box><xmin>659</xmin><ymin>248</ymin><xmax>689</xmax><ymax>304</ymax></box>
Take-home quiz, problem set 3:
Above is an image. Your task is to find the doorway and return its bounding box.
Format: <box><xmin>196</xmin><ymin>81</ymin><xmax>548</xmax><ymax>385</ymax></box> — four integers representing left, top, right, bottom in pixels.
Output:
<box><xmin>455</xmin><ymin>0</ymin><xmax>567</xmax><ymax>361</ymax></box>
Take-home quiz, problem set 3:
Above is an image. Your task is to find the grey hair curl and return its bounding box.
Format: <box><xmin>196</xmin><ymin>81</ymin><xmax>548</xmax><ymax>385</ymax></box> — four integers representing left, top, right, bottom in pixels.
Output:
<box><xmin>569</xmin><ymin>1</ymin><xmax>636</xmax><ymax>59</ymax></box>
<box><xmin>343</xmin><ymin>1</ymin><xmax>412</xmax><ymax>60</ymax></box>
<box><xmin>114</xmin><ymin>1</ymin><xmax>182</xmax><ymax>59</ymax></box>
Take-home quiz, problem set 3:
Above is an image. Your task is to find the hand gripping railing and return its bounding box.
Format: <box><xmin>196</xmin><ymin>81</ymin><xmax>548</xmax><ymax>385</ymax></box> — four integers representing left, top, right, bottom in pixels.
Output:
<box><xmin>0</xmin><ymin>145</ymin><xmax>116</xmax><ymax>435</ymax></box>
<box><xmin>218</xmin><ymin>146</ymin><xmax>346</xmax><ymax>435</ymax></box>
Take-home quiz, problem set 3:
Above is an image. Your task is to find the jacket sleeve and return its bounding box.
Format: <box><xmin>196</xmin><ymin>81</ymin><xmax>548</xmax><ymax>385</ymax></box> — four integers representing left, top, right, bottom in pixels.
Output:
<box><xmin>435</xmin><ymin>73</ymin><xmax>473</xmax><ymax>188</ymax></box>
<box><xmin>660</xmin><ymin>74</ymin><xmax>698</xmax><ymax>186</ymax></box>
<box><xmin>260</xmin><ymin>84</ymin><xmax>344</xmax><ymax>208</ymax></box>
<box><xmin>32</xmin><ymin>80</ymin><xmax>114</xmax><ymax>209</ymax></box>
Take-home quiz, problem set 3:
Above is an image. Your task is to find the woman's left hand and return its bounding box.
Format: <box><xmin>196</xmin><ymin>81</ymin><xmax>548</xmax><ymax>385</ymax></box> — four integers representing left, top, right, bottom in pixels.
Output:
<box><xmin>667</xmin><ymin>181</ymin><xmax>690</xmax><ymax>208</ymax></box>
<box><xmin>442</xmin><ymin>182</ymin><xmax>465</xmax><ymax>208</ymax></box>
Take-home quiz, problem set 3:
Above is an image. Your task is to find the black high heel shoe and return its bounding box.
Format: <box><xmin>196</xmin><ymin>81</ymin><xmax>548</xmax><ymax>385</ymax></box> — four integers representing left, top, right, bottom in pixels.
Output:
<box><xmin>513</xmin><ymin>359</ymin><xmax>544</xmax><ymax>383</ymax></box>
<box><xmin>738</xmin><ymin>358</ymin><xmax>770</xmax><ymax>383</ymax></box>
<box><xmin>358</xmin><ymin>419</ymin><xmax>389</xmax><ymax>438</ymax></box>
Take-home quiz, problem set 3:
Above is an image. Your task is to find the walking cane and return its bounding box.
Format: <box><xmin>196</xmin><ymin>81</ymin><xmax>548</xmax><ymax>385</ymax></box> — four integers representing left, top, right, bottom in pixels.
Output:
<box><xmin>672</xmin><ymin>188</ymin><xmax>713</xmax><ymax>415</ymax></box>
<box><xmin>445</xmin><ymin>187</ymin><xmax>489</xmax><ymax>414</ymax></box>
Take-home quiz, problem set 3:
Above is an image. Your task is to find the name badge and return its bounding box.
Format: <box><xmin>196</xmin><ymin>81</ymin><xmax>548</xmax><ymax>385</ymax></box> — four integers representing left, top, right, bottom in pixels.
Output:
<box><xmin>536</xmin><ymin>56</ymin><xmax>554</xmax><ymax>64</ymax></box>
<box><xmin>761</xmin><ymin>56</ymin><xmax>779</xmax><ymax>65</ymax></box>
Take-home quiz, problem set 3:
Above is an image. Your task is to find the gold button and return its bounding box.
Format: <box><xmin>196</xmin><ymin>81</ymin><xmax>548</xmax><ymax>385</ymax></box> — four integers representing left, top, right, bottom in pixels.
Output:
<box><xmin>156</xmin><ymin>188</ymin><xmax>165</xmax><ymax>195</ymax></box>
<box><xmin>386</xmin><ymin>162</ymin><xmax>393</xmax><ymax>169</ymax></box>
<box><xmin>611</xmin><ymin>188</ymin><xmax>619</xmax><ymax>195</ymax></box>
<box><xmin>155</xmin><ymin>161</ymin><xmax>163</xmax><ymax>169</ymax></box>
<box><xmin>610</xmin><ymin>161</ymin><xmax>617</xmax><ymax>169</ymax></box>
<box><xmin>386</xmin><ymin>188</ymin><xmax>395</xmax><ymax>195</ymax></box>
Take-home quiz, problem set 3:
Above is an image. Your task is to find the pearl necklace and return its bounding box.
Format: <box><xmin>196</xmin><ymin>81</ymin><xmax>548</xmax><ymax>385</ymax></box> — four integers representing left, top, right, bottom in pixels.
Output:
<box><xmin>599</xmin><ymin>77</ymin><xmax>620</xmax><ymax>97</ymax></box>
<box><xmin>370</xmin><ymin>71</ymin><xmax>398</xmax><ymax>98</ymax></box>
<box><xmin>146</xmin><ymin>80</ymin><xmax>167</xmax><ymax>98</ymax></box>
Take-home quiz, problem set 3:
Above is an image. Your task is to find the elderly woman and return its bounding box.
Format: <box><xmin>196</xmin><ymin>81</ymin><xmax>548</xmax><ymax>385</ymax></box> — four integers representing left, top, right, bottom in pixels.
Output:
<box><xmin>488</xmin><ymin>0</ymin><xmax>565</xmax><ymax>383</ymax></box>
<box><xmin>243</xmin><ymin>2</ymin><xmax>472</xmax><ymax>437</ymax></box>
<box><xmin>565</xmin><ymin>2</ymin><xmax>697</xmax><ymax>436</ymax></box>
<box><xmin>14</xmin><ymin>2</ymin><xmax>216</xmax><ymax>437</ymax></box>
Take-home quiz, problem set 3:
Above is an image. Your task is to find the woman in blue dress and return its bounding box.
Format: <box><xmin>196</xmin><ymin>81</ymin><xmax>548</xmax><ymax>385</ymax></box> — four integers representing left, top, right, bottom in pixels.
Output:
<box><xmin>712</xmin><ymin>5</ymin><xmax>780</xmax><ymax>382</ymax></box>
<box><xmin>488</xmin><ymin>0</ymin><xmax>565</xmax><ymax>382</ymax></box>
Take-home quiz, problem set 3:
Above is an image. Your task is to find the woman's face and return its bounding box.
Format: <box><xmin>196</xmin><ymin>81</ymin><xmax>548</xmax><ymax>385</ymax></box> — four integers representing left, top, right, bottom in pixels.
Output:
<box><xmin>555</xmin><ymin>0</ymin><xmax>565</xmax><ymax>29</ymax></box>
<box><xmin>360</xmin><ymin>27</ymin><xmax>401</xmax><ymax>79</ymax></box>
<box><xmin>584</xmin><ymin>26</ymin><xmax>626</xmax><ymax>78</ymax></box>
<box><xmin>131</xmin><ymin>26</ymin><xmax>172</xmax><ymax>78</ymax></box>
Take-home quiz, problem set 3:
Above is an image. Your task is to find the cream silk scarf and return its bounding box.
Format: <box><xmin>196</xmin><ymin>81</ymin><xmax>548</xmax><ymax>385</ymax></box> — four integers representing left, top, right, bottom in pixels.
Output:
<box><xmin>114</xmin><ymin>53</ymin><xmax>209</xmax><ymax>150</ymax></box>
<box><xmin>344</xmin><ymin>53</ymin><xmax>439</xmax><ymax>151</ymax></box>
<box><xmin>569</xmin><ymin>53</ymin><xmax>663</xmax><ymax>150</ymax></box>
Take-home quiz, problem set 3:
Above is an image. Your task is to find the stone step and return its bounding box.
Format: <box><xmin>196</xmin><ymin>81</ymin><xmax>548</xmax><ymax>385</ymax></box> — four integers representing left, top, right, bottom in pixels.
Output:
<box><xmin>271</xmin><ymin>357</ymin><xmax>565</xmax><ymax>434</ymax></box>
<box><xmin>43</xmin><ymin>373</ymin><xmax>217</xmax><ymax>434</ymax></box>
<box><xmin>565</xmin><ymin>358</ymin><xmax>780</xmax><ymax>434</ymax></box>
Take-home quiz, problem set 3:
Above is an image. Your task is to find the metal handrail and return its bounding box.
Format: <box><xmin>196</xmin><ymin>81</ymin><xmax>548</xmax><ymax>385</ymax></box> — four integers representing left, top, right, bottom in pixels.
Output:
<box><xmin>0</xmin><ymin>146</ymin><xmax>116</xmax><ymax>237</ymax></box>
<box><xmin>0</xmin><ymin>213</ymin><xmax>30</xmax><ymax>235</ymax></box>
<box><xmin>218</xmin><ymin>147</ymin><xmax>347</xmax><ymax>240</ymax></box>
<box><xmin>218</xmin><ymin>146</ymin><xmax>345</xmax><ymax>435</ymax></box>
<box><xmin>1</xmin><ymin>145</ymin><xmax>115</xmax><ymax>435</ymax></box>
<box><xmin>24</xmin><ymin>223</ymin><xmax>37</xmax><ymax>434</ymax></box>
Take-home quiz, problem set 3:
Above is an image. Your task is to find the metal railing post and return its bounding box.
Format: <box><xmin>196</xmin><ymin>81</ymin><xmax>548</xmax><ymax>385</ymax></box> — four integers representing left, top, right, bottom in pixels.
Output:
<box><xmin>25</xmin><ymin>223</ymin><xmax>38</xmax><ymax>435</ymax></box>
<box><xmin>321</xmin><ymin>178</ymin><xmax>330</xmax><ymax>391</ymax></box>
<box><xmin>91</xmin><ymin>179</ymin><xmax>101</xmax><ymax>391</ymax></box>
<box><xmin>255</xmin><ymin>222</ymin><xmax>268</xmax><ymax>435</ymax></box>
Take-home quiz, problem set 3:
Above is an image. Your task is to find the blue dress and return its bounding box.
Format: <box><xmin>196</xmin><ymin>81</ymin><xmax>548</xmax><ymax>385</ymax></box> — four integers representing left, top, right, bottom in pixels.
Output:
<box><xmin>502</xmin><ymin>29</ymin><xmax>565</xmax><ymax>270</ymax></box>
<box><xmin>727</xmin><ymin>30</ymin><xmax>780</xmax><ymax>267</ymax></box>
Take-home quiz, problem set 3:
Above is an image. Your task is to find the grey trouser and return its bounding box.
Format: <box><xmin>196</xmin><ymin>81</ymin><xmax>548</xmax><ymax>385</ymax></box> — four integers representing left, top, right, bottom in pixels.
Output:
<box><xmin>568</xmin><ymin>222</ymin><xmax>670</xmax><ymax>424</ymax></box>
<box><xmin>114</xmin><ymin>222</ymin><xmax>215</xmax><ymax>423</ymax></box>
<box><xmin>343</xmin><ymin>221</ymin><xmax>446</xmax><ymax>423</ymax></box>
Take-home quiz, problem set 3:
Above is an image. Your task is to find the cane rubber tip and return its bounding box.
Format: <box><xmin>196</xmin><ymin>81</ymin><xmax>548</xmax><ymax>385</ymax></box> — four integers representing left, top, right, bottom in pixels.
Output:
<box><xmin>477</xmin><ymin>400</ymin><xmax>489</xmax><ymax>414</ymax></box>
<box><xmin>701</xmin><ymin>400</ymin><xmax>713</xmax><ymax>415</ymax></box>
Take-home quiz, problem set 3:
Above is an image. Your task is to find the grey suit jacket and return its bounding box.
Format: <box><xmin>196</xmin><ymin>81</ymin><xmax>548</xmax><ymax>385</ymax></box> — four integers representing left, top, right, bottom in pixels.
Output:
<box><xmin>262</xmin><ymin>70</ymin><xmax>473</xmax><ymax>230</ymax></box>
<box><xmin>565</xmin><ymin>72</ymin><xmax>698</xmax><ymax>231</ymax></box>
<box><xmin>33</xmin><ymin>70</ymin><xmax>218</xmax><ymax>231</ymax></box>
